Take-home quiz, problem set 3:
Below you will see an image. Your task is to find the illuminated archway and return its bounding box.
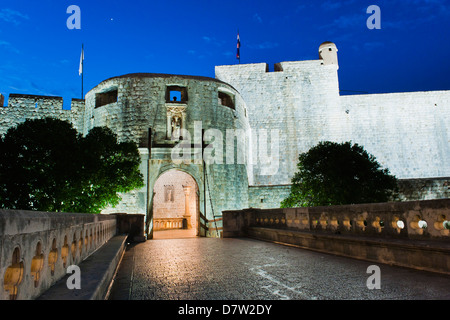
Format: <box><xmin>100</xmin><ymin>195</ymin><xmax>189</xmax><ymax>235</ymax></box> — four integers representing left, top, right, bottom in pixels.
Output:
<box><xmin>152</xmin><ymin>169</ymin><xmax>199</xmax><ymax>239</ymax></box>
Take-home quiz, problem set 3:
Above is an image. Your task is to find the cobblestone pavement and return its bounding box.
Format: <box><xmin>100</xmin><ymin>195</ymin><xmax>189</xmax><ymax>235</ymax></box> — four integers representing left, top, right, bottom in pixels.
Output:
<box><xmin>108</xmin><ymin>237</ymin><xmax>450</xmax><ymax>300</ymax></box>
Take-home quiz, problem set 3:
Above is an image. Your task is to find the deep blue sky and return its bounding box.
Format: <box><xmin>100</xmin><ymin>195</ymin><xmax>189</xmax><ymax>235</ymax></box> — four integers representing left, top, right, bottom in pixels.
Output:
<box><xmin>1</xmin><ymin>0</ymin><xmax>450</xmax><ymax>107</ymax></box>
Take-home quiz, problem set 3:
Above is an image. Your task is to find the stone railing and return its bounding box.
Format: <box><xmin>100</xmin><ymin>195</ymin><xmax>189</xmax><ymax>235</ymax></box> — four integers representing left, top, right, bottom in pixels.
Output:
<box><xmin>223</xmin><ymin>199</ymin><xmax>450</xmax><ymax>274</ymax></box>
<box><xmin>224</xmin><ymin>199</ymin><xmax>450</xmax><ymax>239</ymax></box>
<box><xmin>153</xmin><ymin>217</ymin><xmax>186</xmax><ymax>231</ymax></box>
<box><xmin>0</xmin><ymin>210</ymin><xmax>117</xmax><ymax>300</ymax></box>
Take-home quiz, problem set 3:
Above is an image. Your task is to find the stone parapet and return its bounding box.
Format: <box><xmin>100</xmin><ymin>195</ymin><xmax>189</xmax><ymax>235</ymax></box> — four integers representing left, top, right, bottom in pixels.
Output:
<box><xmin>37</xmin><ymin>235</ymin><xmax>127</xmax><ymax>300</ymax></box>
<box><xmin>223</xmin><ymin>199</ymin><xmax>450</xmax><ymax>274</ymax></box>
<box><xmin>0</xmin><ymin>94</ymin><xmax>85</xmax><ymax>136</ymax></box>
<box><xmin>247</xmin><ymin>227</ymin><xmax>450</xmax><ymax>275</ymax></box>
<box><xmin>0</xmin><ymin>210</ymin><xmax>116</xmax><ymax>300</ymax></box>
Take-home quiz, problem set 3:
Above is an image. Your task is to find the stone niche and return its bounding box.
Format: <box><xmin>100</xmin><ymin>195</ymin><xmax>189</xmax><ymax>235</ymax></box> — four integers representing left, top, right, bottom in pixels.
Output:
<box><xmin>166</xmin><ymin>104</ymin><xmax>186</xmax><ymax>141</ymax></box>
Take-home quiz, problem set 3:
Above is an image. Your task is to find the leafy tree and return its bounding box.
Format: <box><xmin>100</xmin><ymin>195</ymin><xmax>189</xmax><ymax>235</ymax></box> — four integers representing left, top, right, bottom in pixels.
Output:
<box><xmin>0</xmin><ymin>118</ymin><xmax>144</xmax><ymax>213</ymax></box>
<box><xmin>281</xmin><ymin>141</ymin><xmax>398</xmax><ymax>208</ymax></box>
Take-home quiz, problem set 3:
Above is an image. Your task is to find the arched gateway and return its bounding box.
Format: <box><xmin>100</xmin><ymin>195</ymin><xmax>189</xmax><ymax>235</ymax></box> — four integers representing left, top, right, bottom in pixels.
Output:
<box><xmin>85</xmin><ymin>73</ymin><xmax>251</xmax><ymax>238</ymax></box>
<box><xmin>152</xmin><ymin>170</ymin><xmax>199</xmax><ymax>239</ymax></box>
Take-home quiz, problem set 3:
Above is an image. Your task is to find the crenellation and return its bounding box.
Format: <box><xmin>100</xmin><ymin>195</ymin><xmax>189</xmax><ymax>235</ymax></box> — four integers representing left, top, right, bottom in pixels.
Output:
<box><xmin>0</xmin><ymin>93</ymin><xmax>85</xmax><ymax>136</ymax></box>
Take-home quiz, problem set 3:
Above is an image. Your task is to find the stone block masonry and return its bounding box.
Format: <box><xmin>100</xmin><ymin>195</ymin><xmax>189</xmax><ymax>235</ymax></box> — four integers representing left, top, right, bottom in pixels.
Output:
<box><xmin>0</xmin><ymin>94</ymin><xmax>85</xmax><ymax>136</ymax></box>
<box><xmin>83</xmin><ymin>73</ymin><xmax>251</xmax><ymax>225</ymax></box>
<box><xmin>248</xmin><ymin>185</ymin><xmax>291</xmax><ymax>209</ymax></box>
<box><xmin>340</xmin><ymin>91</ymin><xmax>450</xmax><ymax>179</ymax></box>
<box><xmin>397</xmin><ymin>177</ymin><xmax>450</xmax><ymax>201</ymax></box>
<box><xmin>216</xmin><ymin>61</ymin><xmax>450</xmax><ymax>184</ymax></box>
<box><xmin>216</xmin><ymin>60</ymin><xmax>342</xmax><ymax>186</ymax></box>
<box><xmin>0</xmin><ymin>209</ymin><xmax>117</xmax><ymax>300</ymax></box>
<box><xmin>0</xmin><ymin>210</ymin><xmax>145</xmax><ymax>300</ymax></box>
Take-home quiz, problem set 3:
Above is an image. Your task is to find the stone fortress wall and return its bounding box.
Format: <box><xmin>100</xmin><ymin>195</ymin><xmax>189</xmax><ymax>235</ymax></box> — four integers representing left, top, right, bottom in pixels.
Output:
<box><xmin>215</xmin><ymin>42</ymin><xmax>450</xmax><ymax>207</ymax></box>
<box><xmin>0</xmin><ymin>94</ymin><xmax>84</xmax><ymax>136</ymax></box>
<box><xmin>0</xmin><ymin>41</ymin><xmax>449</xmax><ymax>222</ymax></box>
<box><xmin>82</xmin><ymin>74</ymin><xmax>251</xmax><ymax>222</ymax></box>
<box><xmin>340</xmin><ymin>91</ymin><xmax>450</xmax><ymax>179</ymax></box>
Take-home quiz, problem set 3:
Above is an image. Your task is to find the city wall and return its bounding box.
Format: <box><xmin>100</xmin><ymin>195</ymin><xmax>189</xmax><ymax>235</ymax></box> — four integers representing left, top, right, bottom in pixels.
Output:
<box><xmin>0</xmin><ymin>94</ymin><xmax>85</xmax><ymax>136</ymax></box>
<box><xmin>216</xmin><ymin>61</ymin><xmax>450</xmax><ymax>183</ymax></box>
<box><xmin>340</xmin><ymin>91</ymin><xmax>450</xmax><ymax>179</ymax></box>
<box><xmin>83</xmin><ymin>74</ymin><xmax>251</xmax><ymax>221</ymax></box>
<box><xmin>1</xmin><ymin>48</ymin><xmax>449</xmax><ymax>219</ymax></box>
<box><xmin>216</xmin><ymin>60</ymin><xmax>342</xmax><ymax>186</ymax></box>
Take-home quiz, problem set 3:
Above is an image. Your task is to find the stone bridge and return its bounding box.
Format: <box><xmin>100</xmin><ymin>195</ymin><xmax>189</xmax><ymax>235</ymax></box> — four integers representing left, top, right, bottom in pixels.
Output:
<box><xmin>1</xmin><ymin>199</ymin><xmax>449</xmax><ymax>301</ymax></box>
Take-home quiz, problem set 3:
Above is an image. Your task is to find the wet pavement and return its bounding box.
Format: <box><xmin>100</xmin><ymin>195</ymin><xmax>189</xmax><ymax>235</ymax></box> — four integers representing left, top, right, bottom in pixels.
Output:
<box><xmin>108</xmin><ymin>236</ymin><xmax>450</xmax><ymax>300</ymax></box>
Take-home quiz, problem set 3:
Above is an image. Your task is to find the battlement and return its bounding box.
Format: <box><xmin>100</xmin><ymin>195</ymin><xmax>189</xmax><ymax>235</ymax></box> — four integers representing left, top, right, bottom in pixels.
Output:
<box><xmin>0</xmin><ymin>93</ymin><xmax>85</xmax><ymax>136</ymax></box>
<box><xmin>9</xmin><ymin>93</ymin><xmax>63</xmax><ymax>100</ymax></box>
<box><xmin>215</xmin><ymin>41</ymin><xmax>338</xmax><ymax>78</ymax></box>
<box><xmin>215</xmin><ymin>59</ymin><xmax>326</xmax><ymax>77</ymax></box>
<box><xmin>4</xmin><ymin>93</ymin><xmax>84</xmax><ymax>111</ymax></box>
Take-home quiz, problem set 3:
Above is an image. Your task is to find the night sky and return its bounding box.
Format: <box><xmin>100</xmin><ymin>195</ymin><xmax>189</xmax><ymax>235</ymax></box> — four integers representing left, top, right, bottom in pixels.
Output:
<box><xmin>1</xmin><ymin>0</ymin><xmax>450</xmax><ymax>108</ymax></box>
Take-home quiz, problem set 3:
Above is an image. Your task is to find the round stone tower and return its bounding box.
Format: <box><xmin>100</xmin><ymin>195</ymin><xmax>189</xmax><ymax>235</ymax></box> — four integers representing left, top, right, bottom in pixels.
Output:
<box><xmin>83</xmin><ymin>73</ymin><xmax>251</xmax><ymax>237</ymax></box>
<box><xmin>319</xmin><ymin>41</ymin><xmax>339</xmax><ymax>70</ymax></box>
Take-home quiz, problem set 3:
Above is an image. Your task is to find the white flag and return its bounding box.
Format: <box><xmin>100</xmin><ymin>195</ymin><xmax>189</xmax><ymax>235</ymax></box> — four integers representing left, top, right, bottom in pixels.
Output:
<box><xmin>79</xmin><ymin>46</ymin><xmax>84</xmax><ymax>76</ymax></box>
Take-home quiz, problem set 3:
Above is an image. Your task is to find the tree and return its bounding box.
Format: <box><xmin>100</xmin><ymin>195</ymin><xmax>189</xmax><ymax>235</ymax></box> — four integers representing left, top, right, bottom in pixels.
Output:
<box><xmin>0</xmin><ymin>118</ymin><xmax>144</xmax><ymax>213</ymax></box>
<box><xmin>281</xmin><ymin>141</ymin><xmax>398</xmax><ymax>208</ymax></box>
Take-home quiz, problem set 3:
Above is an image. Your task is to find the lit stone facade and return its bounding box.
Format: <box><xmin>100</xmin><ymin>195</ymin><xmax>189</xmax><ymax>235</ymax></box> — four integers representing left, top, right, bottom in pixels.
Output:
<box><xmin>152</xmin><ymin>170</ymin><xmax>199</xmax><ymax>232</ymax></box>
<box><xmin>0</xmin><ymin>42</ymin><xmax>449</xmax><ymax>237</ymax></box>
<box><xmin>77</xmin><ymin>73</ymin><xmax>251</xmax><ymax>237</ymax></box>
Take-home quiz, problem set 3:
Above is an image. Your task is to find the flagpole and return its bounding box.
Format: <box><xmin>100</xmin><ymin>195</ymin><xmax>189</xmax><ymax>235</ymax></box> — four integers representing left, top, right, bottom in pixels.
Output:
<box><xmin>81</xmin><ymin>43</ymin><xmax>84</xmax><ymax>99</ymax></box>
<box><xmin>237</xmin><ymin>29</ymin><xmax>240</xmax><ymax>65</ymax></box>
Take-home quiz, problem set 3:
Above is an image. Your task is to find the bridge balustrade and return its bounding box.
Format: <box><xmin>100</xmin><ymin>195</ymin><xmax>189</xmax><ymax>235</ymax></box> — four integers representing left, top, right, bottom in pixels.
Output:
<box><xmin>0</xmin><ymin>210</ymin><xmax>117</xmax><ymax>300</ymax></box>
<box><xmin>223</xmin><ymin>199</ymin><xmax>450</xmax><ymax>275</ymax></box>
<box><xmin>153</xmin><ymin>217</ymin><xmax>186</xmax><ymax>231</ymax></box>
<box><xmin>227</xmin><ymin>200</ymin><xmax>450</xmax><ymax>239</ymax></box>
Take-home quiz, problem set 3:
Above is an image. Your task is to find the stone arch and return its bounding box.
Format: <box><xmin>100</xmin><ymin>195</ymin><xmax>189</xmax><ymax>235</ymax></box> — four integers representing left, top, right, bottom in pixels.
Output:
<box><xmin>151</xmin><ymin>168</ymin><xmax>201</xmax><ymax>239</ymax></box>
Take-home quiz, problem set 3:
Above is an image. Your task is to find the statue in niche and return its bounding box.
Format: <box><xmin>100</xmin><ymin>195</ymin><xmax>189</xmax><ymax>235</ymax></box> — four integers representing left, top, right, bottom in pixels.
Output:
<box><xmin>171</xmin><ymin>115</ymin><xmax>182</xmax><ymax>140</ymax></box>
<box><xmin>165</xmin><ymin>185</ymin><xmax>174</xmax><ymax>202</ymax></box>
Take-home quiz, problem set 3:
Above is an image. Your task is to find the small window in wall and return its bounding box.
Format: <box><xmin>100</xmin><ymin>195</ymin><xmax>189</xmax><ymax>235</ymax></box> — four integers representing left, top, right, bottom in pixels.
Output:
<box><xmin>166</xmin><ymin>86</ymin><xmax>188</xmax><ymax>103</ymax></box>
<box><xmin>95</xmin><ymin>89</ymin><xmax>118</xmax><ymax>108</ymax></box>
<box><xmin>274</xmin><ymin>63</ymin><xmax>283</xmax><ymax>72</ymax></box>
<box><xmin>218</xmin><ymin>91</ymin><xmax>235</xmax><ymax>110</ymax></box>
